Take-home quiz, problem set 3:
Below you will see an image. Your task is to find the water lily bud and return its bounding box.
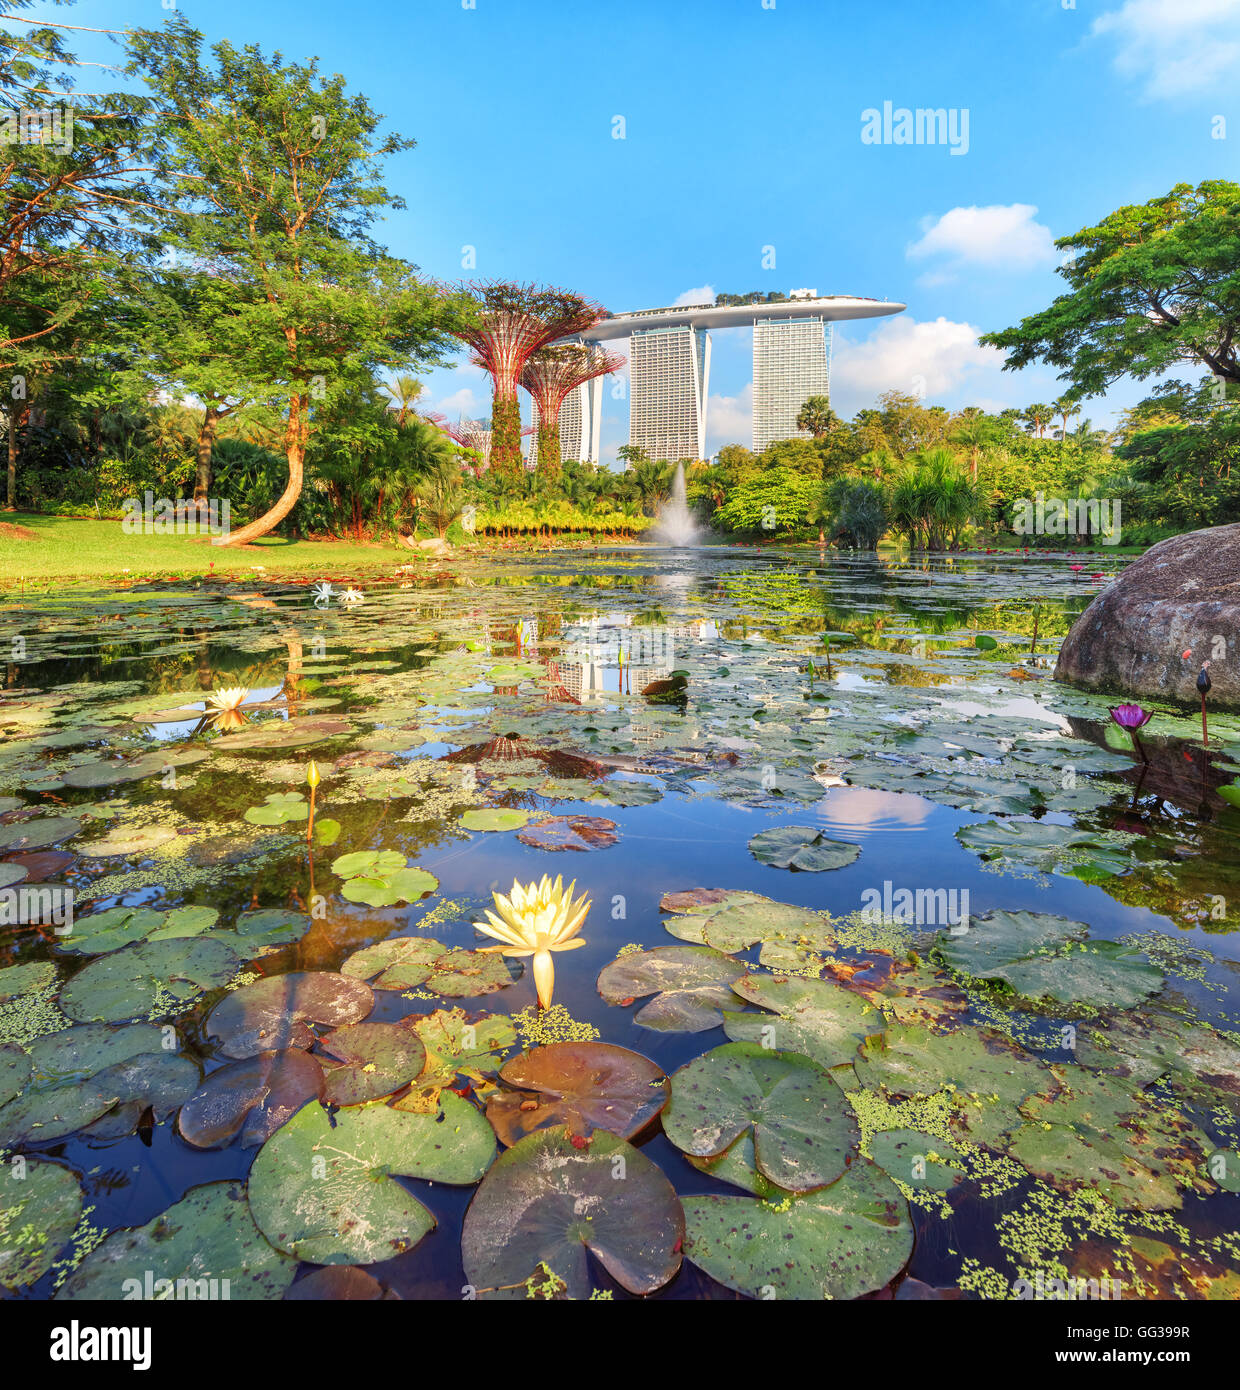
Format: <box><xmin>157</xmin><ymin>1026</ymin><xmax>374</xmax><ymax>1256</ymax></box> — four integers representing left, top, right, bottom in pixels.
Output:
<box><xmin>306</xmin><ymin>760</ymin><xmax>321</xmax><ymax>789</ymax></box>
<box><xmin>1198</xmin><ymin>664</ymin><xmax>1212</xmax><ymax>697</ymax></box>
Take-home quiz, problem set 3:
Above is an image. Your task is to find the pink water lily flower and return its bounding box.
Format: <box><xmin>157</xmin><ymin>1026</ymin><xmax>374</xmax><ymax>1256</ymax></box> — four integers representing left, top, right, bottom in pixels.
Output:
<box><xmin>1110</xmin><ymin>704</ymin><xmax>1152</xmax><ymax>731</ymax></box>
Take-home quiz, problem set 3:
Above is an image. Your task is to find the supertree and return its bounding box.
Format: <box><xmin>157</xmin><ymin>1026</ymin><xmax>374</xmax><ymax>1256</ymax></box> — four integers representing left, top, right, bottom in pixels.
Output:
<box><xmin>440</xmin><ymin>417</ymin><xmax>535</xmax><ymax>474</ymax></box>
<box><xmin>521</xmin><ymin>343</ymin><xmax>624</xmax><ymax>478</ymax></box>
<box><xmin>455</xmin><ymin>282</ymin><xmax>607</xmax><ymax>476</ymax></box>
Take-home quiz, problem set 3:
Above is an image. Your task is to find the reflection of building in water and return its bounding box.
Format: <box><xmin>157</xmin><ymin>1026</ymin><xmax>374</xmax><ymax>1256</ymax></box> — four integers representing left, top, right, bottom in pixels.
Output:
<box><xmin>556</xmin><ymin>616</ymin><xmax>718</xmax><ymax>698</ymax></box>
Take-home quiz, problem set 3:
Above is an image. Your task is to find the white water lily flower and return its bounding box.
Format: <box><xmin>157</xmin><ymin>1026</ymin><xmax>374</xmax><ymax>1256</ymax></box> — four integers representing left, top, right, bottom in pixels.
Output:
<box><xmin>206</xmin><ymin>686</ymin><xmax>250</xmax><ymax>712</ymax></box>
<box><xmin>340</xmin><ymin>587</ymin><xmax>364</xmax><ymax>605</ymax></box>
<box><xmin>311</xmin><ymin>582</ymin><xmax>335</xmax><ymax>606</ymax></box>
<box><xmin>473</xmin><ymin>874</ymin><xmax>591</xmax><ymax>1009</ymax></box>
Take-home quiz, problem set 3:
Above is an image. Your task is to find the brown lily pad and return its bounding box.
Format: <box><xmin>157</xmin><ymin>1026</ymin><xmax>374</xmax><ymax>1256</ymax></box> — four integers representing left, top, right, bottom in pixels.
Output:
<box><xmin>1</xmin><ymin>850</ymin><xmax>75</xmax><ymax>882</ymax></box>
<box><xmin>177</xmin><ymin>1050</ymin><xmax>326</xmax><ymax>1148</ymax></box>
<box><xmin>516</xmin><ymin>815</ymin><xmax>618</xmax><ymax>852</ymax></box>
<box><xmin>486</xmin><ymin>1042</ymin><xmax>669</xmax><ymax>1147</ymax></box>
<box><xmin>205</xmin><ymin>972</ymin><xmax>374</xmax><ymax>1059</ymax></box>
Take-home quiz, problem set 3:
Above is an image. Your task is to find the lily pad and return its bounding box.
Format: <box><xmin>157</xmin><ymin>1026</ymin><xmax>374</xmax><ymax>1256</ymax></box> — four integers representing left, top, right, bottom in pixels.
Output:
<box><xmin>722</xmin><ymin>974</ymin><xmax>880</xmax><ymax>1070</ymax></box>
<box><xmin>248</xmin><ymin>1094</ymin><xmax>494</xmax><ymax>1264</ymax></box>
<box><xmin>0</xmin><ymin>817</ymin><xmax>80</xmax><ymax>852</ymax></box>
<box><xmin>343</xmin><ymin>938</ymin><xmax>515</xmax><ymax>997</ymax></box>
<box><xmin>395</xmin><ymin>1009</ymin><xmax>516</xmax><ymax>1112</ymax></box>
<box><xmin>748</xmin><ymin>825</ymin><xmax>861</xmax><ymax>872</ymax></box>
<box><xmin>682</xmin><ymin>1158</ymin><xmax>913</xmax><ymax>1301</ymax></box>
<box><xmin>0</xmin><ymin>960</ymin><xmax>55</xmax><ymax>1003</ymax></box>
<box><xmin>75</xmin><ymin>825</ymin><xmax>177</xmax><ymax>858</ymax></box>
<box><xmin>516</xmin><ymin>815</ymin><xmax>619</xmax><ymax>852</ymax></box>
<box><xmin>0</xmin><ymin>1160</ymin><xmax>83</xmax><ymax>1289</ymax></box>
<box><xmin>867</xmin><ymin>1129</ymin><xmax>966</xmax><ymax>1191</ymax></box>
<box><xmin>243</xmin><ymin>793</ymin><xmax>309</xmax><ymax>826</ymax></box>
<box><xmin>178</xmin><ymin>1051</ymin><xmax>326</xmax><ymax>1148</ymax></box>
<box><xmin>318</xmin><ymin>1022</ymin><xmax>427</xmax><ymax>1106</ymax></box>
<box><xmin>0</xmin><ymin>1042</ymin><xmax>32</xmax><ymax>1106</ymax></box>
<box><xmin>662</xmin><ymin>1042</ymin><xmax>858</xmax><ymax>1192</ymax></box>
<box><xmin>332</xmin><ymin>851</ymin><xmax>439</xmax><ymax>908</ymax></box>
<box><xmin>206</xmin><ymin>972</ymin><xmax>374</xmax><ymax>1059</ymax></box>
<box><xmin>597</xmin><ymin>946</ymin><xmax>747</xmax><ymax>1031</ymax></box>
<box><xmin>57</xmin><ymin>1180</ymin><xmax>296</xmax><ymax>1300</ymax></box>
<box><xmin>460</xmin><ymin>808</ymin><xmax>532</xmax><ymax>832</ymax></box>
<box><xmin>59</xmin><ymin>938</ymin><xmax>242</xmax><ymax>1023</ymax></box>
<box><xmin>936</xmin><ymin>909</ymin><xmax>1163</xmax><ymax>1010</ymax></box>
<box><xmin>486</xmin><ymin>1042</ymin><xmax>669</xmax><ymax>1146</ymax></box>
<box><xmin>232</xmin><ymin>909</ymin><xmax>312</xmax><ymax>948</ymax></box>
<box><xmin>461</xmin><ymin>1128</ymin><xmax>683</xmax><ymax>1299</ymax></box>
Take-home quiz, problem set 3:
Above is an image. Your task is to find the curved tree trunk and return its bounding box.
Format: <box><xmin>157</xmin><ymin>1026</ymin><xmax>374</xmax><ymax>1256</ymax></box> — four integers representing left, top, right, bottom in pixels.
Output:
<box><xmin>217</xmin><ymin>394</ymin><xmax>305</xmax><ymax>547</ymax></box>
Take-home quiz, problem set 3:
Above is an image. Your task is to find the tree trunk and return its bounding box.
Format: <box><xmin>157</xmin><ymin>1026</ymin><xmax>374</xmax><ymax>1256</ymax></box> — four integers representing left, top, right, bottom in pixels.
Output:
<box><xmin>194</xmin><ymin>404</ymin><xmax>221</xmax><ymax>506</ymax></box>
<box><xmin>218</xmin><ymin>395</ymin><xmax>306</xmax><ymax>547</ymax></box>
<box><xmin>5</xmin><ymin>404</ymin><xmax>16</xmax><ymax>509</ymax></box>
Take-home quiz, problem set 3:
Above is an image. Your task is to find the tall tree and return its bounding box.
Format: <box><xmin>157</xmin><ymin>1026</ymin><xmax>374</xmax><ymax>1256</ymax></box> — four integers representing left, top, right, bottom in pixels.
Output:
<box><xmin>982</xmin><ymin>181</ymin><xmax>1240</xmax><ymax>393</ymax></box>
<box><xmin>127</xmin><ymin>18</ymin><xmax>469</xmax><ymax>546</ymax></box>
<box><xmin>1</xmin><ymin>2</ymin><xmax>157</xmax><ymax>506</ymax></box>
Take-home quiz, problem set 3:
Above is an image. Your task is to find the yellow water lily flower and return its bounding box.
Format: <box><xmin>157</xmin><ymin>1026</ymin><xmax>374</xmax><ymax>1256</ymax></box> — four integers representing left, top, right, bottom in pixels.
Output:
<box><xmin>207</xmin><ymin>686</ymin><xmax>250</xmax><ymax>712</ymax></box>
<box><xmin>473</xmin><ymin>874</ymin><xmax>590</xmax><ymax>1010</ymax></box>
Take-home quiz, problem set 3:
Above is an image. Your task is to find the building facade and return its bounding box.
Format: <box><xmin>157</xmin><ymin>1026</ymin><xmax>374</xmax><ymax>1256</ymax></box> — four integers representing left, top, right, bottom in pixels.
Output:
<box><xmin>627</xmin><ymin>324</ymin><xmax>710</xmax><ymax>463</ymax></box>
<box><xmin>751</xmin><ymin>315</ymin><xmax>832</xmax><ymax>452</ymax></box>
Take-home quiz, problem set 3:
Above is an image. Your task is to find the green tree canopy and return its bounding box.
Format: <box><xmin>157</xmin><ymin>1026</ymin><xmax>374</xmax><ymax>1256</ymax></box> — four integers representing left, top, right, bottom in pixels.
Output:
<box><xmin>982</xmin><ymin>180</ymin><xmax>1240</xmax><ymax>393</ymax></box>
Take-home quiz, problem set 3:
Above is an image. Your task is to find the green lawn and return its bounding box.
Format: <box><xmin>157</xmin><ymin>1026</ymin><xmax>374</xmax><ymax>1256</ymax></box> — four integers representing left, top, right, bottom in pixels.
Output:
<box><xmin>0</xmin><ymin>512</ymin><xmax>431</xmax><ymax>584</ymax></box>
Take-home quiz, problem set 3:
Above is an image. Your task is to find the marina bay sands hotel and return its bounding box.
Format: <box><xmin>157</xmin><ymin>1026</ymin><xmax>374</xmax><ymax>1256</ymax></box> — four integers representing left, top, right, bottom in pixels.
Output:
<box><xmin>547</xmin><ymin>290</ymin><xmax>905</xmax><ymax>464</ymax></box>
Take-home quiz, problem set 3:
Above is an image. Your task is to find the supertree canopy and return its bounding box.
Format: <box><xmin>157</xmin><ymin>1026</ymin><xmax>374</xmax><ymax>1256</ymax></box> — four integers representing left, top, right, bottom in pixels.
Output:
<box><xmin>520</xmin><ymin>343</ymin><xmax>624</xmax><ymax>477</ymax></box>
<box><xmin>456</xmin><ymin>282</ymin><xmax>606</xmax><ymax>475</ymax></box>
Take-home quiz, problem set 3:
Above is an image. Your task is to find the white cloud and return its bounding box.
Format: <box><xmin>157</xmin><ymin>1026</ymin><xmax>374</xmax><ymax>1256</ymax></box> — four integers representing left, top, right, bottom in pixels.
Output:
<box><xmin>673</xmin><ymin>284</ymin><xmax>716</xmax><ymax>307</ymax></box>
<box><xmin>831</xmin><ymin>316</ymin><xmax>1006</xmax><ymax>409</ymax></box>
<box><xmin>1093</xmin><ymin>0</ymin><xmax>1240</xmax><ymax>99</ymax></box>
<box><xmin>705</xmin><ymin>382</ymin><xmax>753</xmax><ymax>452</ymax></box>
<box><xmin>907</xmin><ymin>204</ymin><xmax>1057</xmax><ymax>279</ymax></box>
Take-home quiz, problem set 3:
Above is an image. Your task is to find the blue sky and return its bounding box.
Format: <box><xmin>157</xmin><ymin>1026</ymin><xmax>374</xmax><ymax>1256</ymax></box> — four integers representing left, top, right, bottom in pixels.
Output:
<box><xmin>59</xmin><ymin>0</ymin><xmax>1240</xmax><ymax>460</ymax></box>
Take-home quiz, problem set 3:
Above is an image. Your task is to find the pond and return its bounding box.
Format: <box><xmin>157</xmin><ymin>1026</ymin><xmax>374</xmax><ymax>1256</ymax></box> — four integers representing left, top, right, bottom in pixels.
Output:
<box><xmin>2</xmin><ymin>546</ymin><xmax>1239</xmax><ymax>1301</ymax></box>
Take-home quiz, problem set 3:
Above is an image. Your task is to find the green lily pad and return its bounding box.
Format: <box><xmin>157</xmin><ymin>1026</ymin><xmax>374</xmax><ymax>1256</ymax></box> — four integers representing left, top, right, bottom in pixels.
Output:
<box><xmin>206</xmin><ymin>971</ymin><xmax>374</xmax><ymax>1059</ymax></box>
<box><xmin>248</xmin><ymin>1094</ymin><xmax>494</xmax><ymax>1264</ymax></box>
<box><xmin>396</xmin><ymin>1009</ymin><xmax>516</xmax><ymax>1111</ymax></box>
<box><xmin>59</xmin><ymin>749</ymin><xmax>207</xmax><ymax>789</ymax></box>
<box><xmin>0</xmin><ymin>1160</ymin><xmax>83</xmax><ymax>1289</ymax></box>
<box><xmin>0</xmin><ymin>863</ymin><xmax>27</xmax><ymax>891</ymax></box>
<box><xmin>342</xmin><ymin>938</ymin><xmax>515</xmax><ymax>997</ymax></box>
<box><xmin>243</xmin><ymin>793</ymin><xmax>309</xmax><ymax>826</ymax></box>
<box><xmin>956</xmin><ymin>819</ymin><xmax>1122</xmax><ymax>877</ymax></box>
<box><xmin>319</xmin><ymin>1022</ymin><xmax>427</xmax><ymax>1106</ymax></box>
<box><xmin>460</xmin><ymin>808</ymin><xmax>532</xmax><ymax>832</ymax></box>
<box><xmin>867</xmin><ymin>1129</ymin><xmax>966</xmax><ymax>1191</ymax></box>
<box><xmin>74</xmin><ymin>825</ymin><xmax>177</xmax><ymax>858</ymax></box>
<box><xmin>748</xmin><ymin>825</ymin><xmax>861</xmax><ymax>872</ymax></box>
<box><xmin>486</xmin><ymin>1042</ymin><xmax>669</xmax><ymax>1146</ymax></box>
<box><xmin>0</xmin><ymin>960</ymin><xmax>54</xmax><ymax>1003</ymax></box>
<box><xmin>461</xmin><ymin>1128</ymin><xmax>683</xmax><ymax>1299</ymax></box>
<box><xmin>232</xmin><ymin>909</ymin><xmax>312</xmax><ymax>947</ymax></box>
<box><xmin>663</xmin><ymin>1042</ymin><xmax>858</xmax><ymax>1192</ymax></box>
<box><xmin>332</xmin><ymin>851</ymin><xmax>439</xmax><ymax>907</ymax></box>
<box><xmin>55</xmin><ymin>906</ymin><xmax>166</xmax><ymax>957</ymax></box>
<box><xmin>597</xmin><ymin>946</ymin><xmax>747</xmax><ymax>1032</ymax></box>
<box><xmin>936</xmin><ymin>909</ymin><xmax>1163</xmax><ymax>1010</ymax></box>
<box><xmin>682</xmin><ymin>1158</ymin><xmax>913</xmax><ymax>1300</ymax></box>
<box><xmin>57</xmin><ymin>1180</ymin><xmax>296</xmax><ymax>1300</ymax></box>
<box><xmin>722</xmin><ymin>974</ymin><xmax>881</xmax><ymax>1070</ymax></box>
<box><xmin>0</xmin><ymin>1042</ymin><xmax>32</xmax><ymax>1106</ymax></box>
<box><xmin>1012</xmin><ymin>1068</ymin><xmax>1213</xmax><ymax>1210</ymax></box>
<box><xmin>0</xmin><ymin>817</ymin><xmax>80</xmax><ymax>852</ymax></box>
<box><xmin>59</xmin><ymin>938</ymin><xmax>242</xmax><ymax>1023</ymax></box>
<box><xmin>178</xmin><ymin>1050</ymin><xmax>326</xmax><ymax>1149</ymax></box>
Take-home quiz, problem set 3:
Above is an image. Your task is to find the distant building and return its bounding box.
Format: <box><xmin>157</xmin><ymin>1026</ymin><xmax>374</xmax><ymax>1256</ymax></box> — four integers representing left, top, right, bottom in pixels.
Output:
<box><xmin>576</xmin><ymin>293</ymin><xmax>902</xmax><ymax>461</ymax></box>
<box><xmin>751</xmin><ymin>314</ymin><xmax>832</xmax><ymax>452</ymax></box>
<box><xmin>627</xmin><ymin>324</ymin><xmax>710</xmax><ymax>462</ymax></box>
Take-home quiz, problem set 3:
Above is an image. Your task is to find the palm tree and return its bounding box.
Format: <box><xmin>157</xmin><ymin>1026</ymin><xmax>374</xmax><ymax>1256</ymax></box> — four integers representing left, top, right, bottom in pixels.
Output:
<box><xmin>949</xmin><ymin>413</ymin><xmax>1002</xmax><ymax>481</ymax></box>
<box><xmin>383</xmin><ymin>376</ymin><xmax>424</xmax><ymax>429</ymax></box>
<box><xmin>1053</xmin><ymin>395</ymin><xmax>1082</xmax><ymax>446</ymax></box>
<box><xmin>1021</xmin><ymin>404</ymin><xmax>1054</xmax><ymax>439</ymax></box>
<box><xmin>796</xmin><ymin>395</ymin><xmax>839</xmax><ymax>439</ymax></box>
<box><xmin>415</xmin><ymin>457</ymin><xmax>464</xmax><ymax>539</ymax></box>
